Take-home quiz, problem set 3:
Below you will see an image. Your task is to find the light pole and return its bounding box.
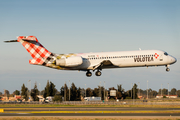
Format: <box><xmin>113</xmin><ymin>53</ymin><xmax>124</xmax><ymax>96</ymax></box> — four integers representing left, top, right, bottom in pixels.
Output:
<box><xmin>131</xmin><ymin>83</ymin><xmax>132</xmax><ymax>99</ymax></box>
<box><xmin>28</xmin><ymin>80</ymin><xmax>31</xmax><ymax>92</ymax></box>
<box><xmin>27</xmin><ymin>81</ymin><xmax>28</xmax><ymax>98</ymax></box>
<box><xmin>139</xmin><ymin>82</ymin><xmax>141</xmax><ymax>96</ymax></box>
<box><xmin>161</xmin><ymin>84</ymin><xmax>163</xmax><ymax>98</ymax></box>
<box><xmin>64</xmin><ymin>82</ymin><xmax>66</xmax><ymax>101</ymax></box>
<box><xmin>28</xmin><ymin>80</ymin><xmax>31</xmax><ymax>100</ymax></box>
<box><xmin>138</xmin><ymin>82</ymin><xmax>140</xmax><ymax>97</ymax></box>
<box><xmin>39</xmin><ymin>83</ymin><xmax>41</xmax><ymax>95</ymax></box>
<box><xmin>69</xmin><ymin>80</ymin><xmax>70</xmax><ymax>101</ymax></box>
<box><xmin>104</xmin><ymin>81</ymin><xmax>105</xmax><ymax>101</ymax></box>
<box><xmin>168</xmin><ymin>83</ymin><xmax>169</xmax><ymax>98</ymax></box>
<box><xmin>85</xmin><ymin>84</ymin><xmax>86</xmax><ymax>98</ymax></box>
<box><xmin>99</xmin><ymin>81</ymin><xmax>101</xmax><ymax>98</ymax></box>
<box><xmin>147</xmin><ymin>80</ymin><xmax>148</xmax><ymax>99</ymax></box>
<box><xmin>133</xmin><ymin>83</ymin><xmax>135</xmax><ymax>104</ymax></box>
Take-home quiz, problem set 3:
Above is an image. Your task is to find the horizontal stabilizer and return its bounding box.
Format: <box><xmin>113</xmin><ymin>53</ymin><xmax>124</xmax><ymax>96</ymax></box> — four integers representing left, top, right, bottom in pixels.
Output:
<box><xmin>4</xmin><ymin>40</ymin><xmax>18</xmax><ymax>43</ymax></box>
<box><xmin>21</xmin><ymin>39</ymin><xmax>37</xmax><ymax>43</ymax></box>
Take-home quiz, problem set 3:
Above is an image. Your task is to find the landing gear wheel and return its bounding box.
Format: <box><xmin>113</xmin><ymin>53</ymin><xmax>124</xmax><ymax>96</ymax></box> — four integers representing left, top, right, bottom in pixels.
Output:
<box><xmin>86</xmin><ymin>71</ymin><xmax>92</xmax><ymax>77</ymax></box>
<box><xmin>166</xmin><ymin>68</ymin><xmax>170</xmax><ymax>72</ymax></box>
<box><xmin>95</xmin><ymin>71</ymin><xmax>102</xmax><ymax>76</ymax></box>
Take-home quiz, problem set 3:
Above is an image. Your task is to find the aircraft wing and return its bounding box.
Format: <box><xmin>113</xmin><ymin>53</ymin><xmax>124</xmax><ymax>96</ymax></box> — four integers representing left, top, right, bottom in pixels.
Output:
<box><xmin>92</xmin><ymin>60</ymin><xmax>116</xmax><ymax>71</ymax></box>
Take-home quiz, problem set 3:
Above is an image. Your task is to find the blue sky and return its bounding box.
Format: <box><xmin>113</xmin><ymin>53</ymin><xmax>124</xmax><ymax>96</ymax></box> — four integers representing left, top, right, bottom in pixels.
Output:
<box><xmin>0</xmin><ymin>0</ymin><xmax>180</xmax><ymax>93</ymax></box>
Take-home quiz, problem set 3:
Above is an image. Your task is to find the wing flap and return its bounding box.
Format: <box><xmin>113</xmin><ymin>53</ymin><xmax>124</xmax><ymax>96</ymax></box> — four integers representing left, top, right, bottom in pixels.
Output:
<box><xmin>93</xmin><ymin>60</ymin><xmax>115</xmax><ymax>71</ymax></box>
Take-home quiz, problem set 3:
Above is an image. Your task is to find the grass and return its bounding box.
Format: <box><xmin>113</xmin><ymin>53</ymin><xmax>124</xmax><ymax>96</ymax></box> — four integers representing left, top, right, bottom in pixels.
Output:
<box><xmin>0</xmin><ymin>117</ymin><xmax>180</xmax><ymax>120</ymax></box>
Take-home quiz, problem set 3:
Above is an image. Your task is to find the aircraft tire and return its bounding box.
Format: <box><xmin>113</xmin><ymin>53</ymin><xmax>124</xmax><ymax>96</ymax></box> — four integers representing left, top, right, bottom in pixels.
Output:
<box><xmin>86</xmin><ymin>71</ymin><xmax>92</xmax><ymax>77</ymax></box>
<box><xmin>166</xmin><ymin>68</ymin><xmax>170</xmax><ymax>72</ymax></box>
<box><xmin>95</xmin><ymin>71</ymin><xmax>102</xmax><ymax>76</ymax></box>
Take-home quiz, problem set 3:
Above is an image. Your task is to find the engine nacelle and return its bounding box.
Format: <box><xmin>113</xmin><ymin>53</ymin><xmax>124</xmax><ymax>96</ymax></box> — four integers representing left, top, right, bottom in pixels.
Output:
<box><xmin>56</xmin><ymin>56</ymin><xmax>83</xmax><ymax>67</ymax></box>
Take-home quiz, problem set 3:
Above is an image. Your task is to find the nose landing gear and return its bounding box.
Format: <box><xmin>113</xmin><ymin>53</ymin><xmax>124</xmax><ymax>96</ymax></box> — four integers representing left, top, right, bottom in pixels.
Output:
<box><xmin>166</xmin><ymin>65</ymin><xmax>170</xmax><ymax>72</ymax></box>
<box><xmin>166</xmin><ymin>68</ymin><xmax>170</xmax><ymax>72</ymax></box>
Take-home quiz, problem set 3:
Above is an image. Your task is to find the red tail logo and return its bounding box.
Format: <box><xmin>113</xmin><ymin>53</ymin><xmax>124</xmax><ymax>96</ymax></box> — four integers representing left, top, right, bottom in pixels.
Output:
<box><xmin>17</xmin><ymin>36</ymin><xmax>53</xmax><ymax>65</ymax></box>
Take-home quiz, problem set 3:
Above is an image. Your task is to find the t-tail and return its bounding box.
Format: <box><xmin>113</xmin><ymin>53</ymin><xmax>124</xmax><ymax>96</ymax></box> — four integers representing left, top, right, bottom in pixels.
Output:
<box><xmin>4</xmin><ymin>36</ymin><xmax>55</xmax><ymax>66</ymax></box>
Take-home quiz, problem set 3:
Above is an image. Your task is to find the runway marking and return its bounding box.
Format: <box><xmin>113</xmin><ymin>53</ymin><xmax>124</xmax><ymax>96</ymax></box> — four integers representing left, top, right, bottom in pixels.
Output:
<box><xmin>3</xmin><ymin>110</ymin><xmax>180</xmax><ymax>114</ymax></box>
<box><xmin>16</xmin><ymin>113</ymin><xmax>32</xmax><ymax>114</ymax></box>
<box><xmin>0</xmin><ymin>109</ymin><xmax>4</xmax><ymax>113</ymax></box>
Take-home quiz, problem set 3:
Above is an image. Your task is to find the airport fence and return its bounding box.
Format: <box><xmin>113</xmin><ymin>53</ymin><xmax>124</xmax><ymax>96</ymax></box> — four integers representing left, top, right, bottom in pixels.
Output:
<box><xmin>0</xmin><ymin>100</ymin><xmax>180</xmax><ymax>105</ymax></box>
<box><xmin>58</xmin><ymin>101</ymin><xmax>180</xmax><ymax>105</ymax></box>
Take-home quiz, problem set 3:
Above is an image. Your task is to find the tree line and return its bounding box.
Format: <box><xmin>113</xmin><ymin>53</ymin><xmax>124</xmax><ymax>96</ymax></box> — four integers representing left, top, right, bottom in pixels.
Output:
<box><xmin>2</xmin><ymin>81</ymin><xmax>180</xmax><ymax>102</ymax></box>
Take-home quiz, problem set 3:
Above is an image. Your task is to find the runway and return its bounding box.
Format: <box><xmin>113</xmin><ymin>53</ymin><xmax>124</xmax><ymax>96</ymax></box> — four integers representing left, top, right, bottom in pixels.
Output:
<box><xmin>2</xmin><ymin>107</ymin><xmax>180</xmax><ymax>111</ymax></box>
<box><xmin>0</xmin><ymin>107</ymin><xmax>180</xmax><ymax>117</ymax></box>
<box><xmin>1</xmin><ymin>113</ymin><xmax>180</xmax><ymax>117</ymax></box>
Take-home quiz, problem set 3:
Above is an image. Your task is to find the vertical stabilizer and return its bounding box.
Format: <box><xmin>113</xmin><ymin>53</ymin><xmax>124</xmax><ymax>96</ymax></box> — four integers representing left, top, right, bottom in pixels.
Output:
<box><xmin>17</xmin><ymin>36</ymin><xmax>54</xmax><ymax>65</ymax></box>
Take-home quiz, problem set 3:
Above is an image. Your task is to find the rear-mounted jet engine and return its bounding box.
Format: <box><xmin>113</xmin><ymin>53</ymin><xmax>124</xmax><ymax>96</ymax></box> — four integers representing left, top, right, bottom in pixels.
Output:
<box><xmin>56</xmin><ymin>56</ymin><xmax>83</xmax><ymax>67</ymax></box>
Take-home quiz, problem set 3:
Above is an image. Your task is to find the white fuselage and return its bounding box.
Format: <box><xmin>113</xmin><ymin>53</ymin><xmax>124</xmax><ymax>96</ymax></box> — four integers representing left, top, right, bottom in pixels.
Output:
<box><xmin>72</xmin><ymin>50</ymin><xmax>176</xmax><ymax>70</ymax></box>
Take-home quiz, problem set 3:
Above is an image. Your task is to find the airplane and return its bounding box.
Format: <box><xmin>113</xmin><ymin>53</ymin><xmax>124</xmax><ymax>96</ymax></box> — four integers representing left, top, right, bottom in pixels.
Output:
<box><xmin>4</xmin><ymin>36</ymin><xmax>177</xmax><ymax>77</ymax></box>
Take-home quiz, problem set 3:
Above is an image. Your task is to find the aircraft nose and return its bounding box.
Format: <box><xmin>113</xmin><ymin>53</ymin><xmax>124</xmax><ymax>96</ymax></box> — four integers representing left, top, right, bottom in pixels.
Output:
<box><xmin>174</xmin><ymin>57</ymin><xmax>177</xmax><ymax>63</ymax></box>
<box><xmin>171</xmin><ymin>56</ymin><xmax>177</xmax><ymax>64</ymax></box>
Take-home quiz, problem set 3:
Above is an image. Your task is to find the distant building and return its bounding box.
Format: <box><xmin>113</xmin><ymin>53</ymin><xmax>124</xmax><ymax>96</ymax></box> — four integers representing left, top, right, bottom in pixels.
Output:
<box><xmin>14</xmin><ymin>95</ymin><xmax>21</xmax><ymax>100</ymax></box>
<box><xmin>8</xmin><ymin>97</ymin><xmax>16</xmax><ymax>101</ymax></box>
<box><xmin>110</xmin><ymin>90</ymin><xmax>116</xmax><ymax>96</ymax></box>
<box><xmin>138</xmin><ymin>96</ymin><xmax>143</xmax><ymax>99</ymax></box>
<box><xmin>156</xmin><ymin>95</ymin><xmax>178</xmax><ymax>99</ymax></box>
<box><xmin>37</xmin><ymin>95</ymin><xmax>44</xmax><ymax>102</ymax></box>
<box><xmin>84</xmin><ymin>97</ymin><xmax>101</xmax><ymax>101</ymax></box>
<box><xmin>1</xmin><ymin>97</ymin><xmax>8</xmax><ymax>101</ymax></box>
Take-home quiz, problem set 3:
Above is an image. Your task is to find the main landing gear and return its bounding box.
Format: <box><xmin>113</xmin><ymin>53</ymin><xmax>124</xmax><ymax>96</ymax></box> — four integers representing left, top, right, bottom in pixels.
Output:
<box><xmin>86</xmin><ymin>70</ymin><xmax>102</xmax><ymax>77</ymax></box>
<box><xmin>95</xmin><ymin>70</ymin><xmax>102</xmax><ymax>76</ymax></box>
<box><xmin>86</xmin><ymin>71</ymin><xmax>92</xmax><ymax>77</ymax></box>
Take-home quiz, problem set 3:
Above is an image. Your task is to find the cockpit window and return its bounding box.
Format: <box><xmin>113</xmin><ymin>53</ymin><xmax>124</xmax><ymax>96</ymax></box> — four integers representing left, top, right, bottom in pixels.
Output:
<box><xmin>164</xmin><ymin>52</ymin><xmax>168</xmax><ymax>56</ymax></box>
